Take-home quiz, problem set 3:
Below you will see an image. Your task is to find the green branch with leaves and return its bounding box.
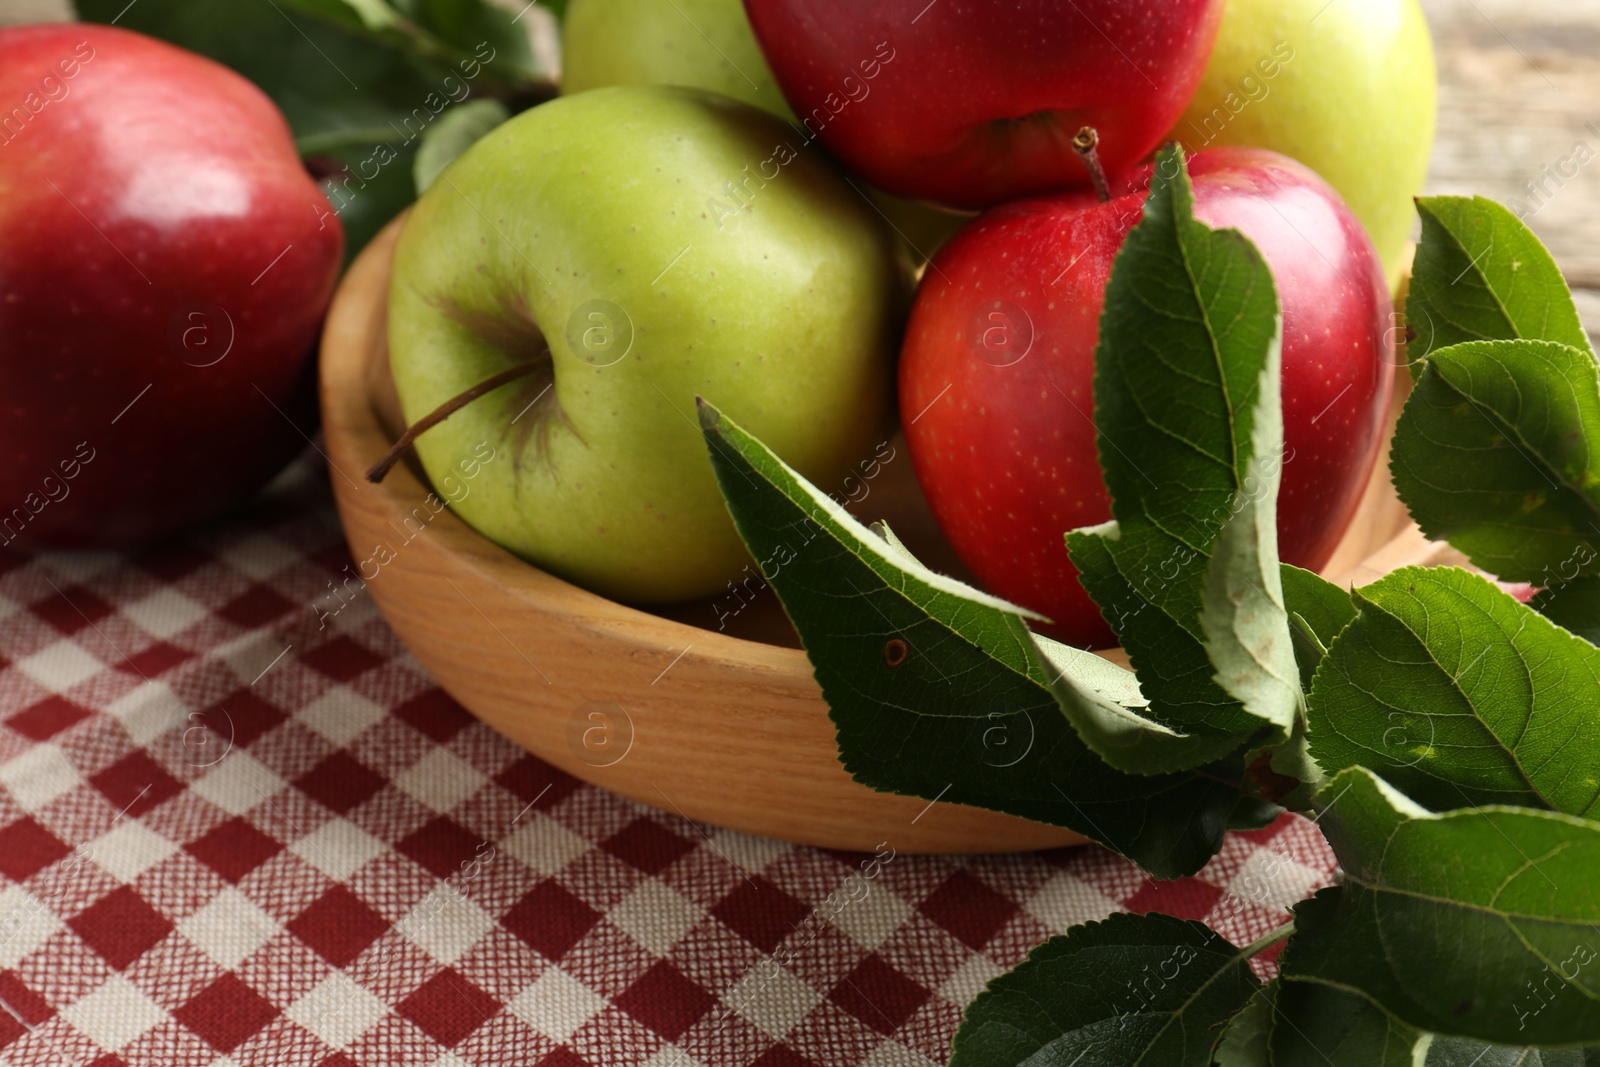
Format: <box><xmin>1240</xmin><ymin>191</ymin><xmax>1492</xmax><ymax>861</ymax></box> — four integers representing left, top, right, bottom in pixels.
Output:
<box><xmin>701</xmin><ymin>151</ymin><xmax>1600</xmax><ymax>1063</ymax></box>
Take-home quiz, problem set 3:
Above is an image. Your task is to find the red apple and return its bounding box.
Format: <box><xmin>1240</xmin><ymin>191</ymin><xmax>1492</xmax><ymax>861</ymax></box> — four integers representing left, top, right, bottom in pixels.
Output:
<box><xmin>742</xmin><ymin>0</ymin><xmax>1224</xmax><ymax>211</ymax></box>
<box><xmin>900</xmin><ymin>146</ymin><xmax>1395</xmax><ymax>647</ymax></box>
<box><xmin>0</xmin><ymin>24</ymin><xmax>342</xmax><ymax>549</ymax></box>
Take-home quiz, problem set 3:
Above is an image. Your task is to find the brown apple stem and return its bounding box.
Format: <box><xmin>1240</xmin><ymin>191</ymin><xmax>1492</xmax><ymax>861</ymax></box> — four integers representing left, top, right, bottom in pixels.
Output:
<box><xmin>366</xmin><ymin>361</ymin><xmax>540</xmax><ymax>484</ymax></box>
<box><xmin>1072</xmin><ymin>126</ymin><xmax>1112</xmax><ymax>204</ymax></box>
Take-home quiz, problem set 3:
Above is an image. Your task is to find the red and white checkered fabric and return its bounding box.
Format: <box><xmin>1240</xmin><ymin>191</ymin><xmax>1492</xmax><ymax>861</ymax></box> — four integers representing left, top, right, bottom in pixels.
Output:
<box><xmin>0</xmin><ymin>457</ymin><xmax>1337</xmax><ymax>1067</ymax></box>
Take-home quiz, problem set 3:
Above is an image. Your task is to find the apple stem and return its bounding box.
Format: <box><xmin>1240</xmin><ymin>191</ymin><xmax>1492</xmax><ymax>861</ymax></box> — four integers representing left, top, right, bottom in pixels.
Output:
<box><xmin>1071</xmin><ymin>126</ymin><xmax>1112</xmax><ymax>204</ymax></box>
<box><xmin>366</xmin><ymin>360</ymin><xmax>541</xmax><ymax>483</ymax></box>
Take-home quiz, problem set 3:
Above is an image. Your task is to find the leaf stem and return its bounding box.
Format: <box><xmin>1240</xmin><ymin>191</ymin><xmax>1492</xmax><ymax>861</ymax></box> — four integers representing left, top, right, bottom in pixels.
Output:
<box><xmin>1240</xmin><ymin>922</ymin><xmax>1295</xmax><ymax>959</ymax></box>
<box><xmin>297</xmin><ymin>126</ymin><xmax>415</xmax><ymax>157</ymax></box>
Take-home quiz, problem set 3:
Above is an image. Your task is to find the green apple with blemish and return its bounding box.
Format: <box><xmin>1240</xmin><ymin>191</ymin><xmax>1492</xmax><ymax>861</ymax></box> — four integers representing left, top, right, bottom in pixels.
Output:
<box><xmin>386</xmin><ymin>85</ymin><xmax>904</xmax><ymax>602</ymax></box>
<box><xmin>1167</xmin><ymin>0</ymin><xmax>1436</xmax><ymax>291</ymax></box>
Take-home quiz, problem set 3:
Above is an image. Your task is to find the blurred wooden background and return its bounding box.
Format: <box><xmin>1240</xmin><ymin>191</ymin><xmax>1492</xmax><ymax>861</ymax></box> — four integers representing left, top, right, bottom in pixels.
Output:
<box><xmin>1</xmin><ymin>0</ymin><xmax>65</xmax><ymax>24</ymax></box>
<box><xmin>5</xmin><ymin>0</ymin><xmax>1596</xmax><ymax>333</ymax></box>
<box><xmin>1424</xmin><ymin>0</ymin><xmax>1600</xmax><ymax>335</ymax></box>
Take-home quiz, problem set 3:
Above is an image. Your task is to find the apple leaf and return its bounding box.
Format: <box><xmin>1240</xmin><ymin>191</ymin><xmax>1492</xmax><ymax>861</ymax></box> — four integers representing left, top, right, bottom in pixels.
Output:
<box><xmin>77</xmin><ymin>0</ymin><xmax>437</xmax><ymax>143</ymax></box>
<box><xmin>1230</xmin><ymin>976</ymin><xmax>1600</xmax><ymax>1065</ymax></box>
<box><xmin>1236</xmin><ymin>565</ymin><xmax>1349</xmax><ymax>809</ymax></box>
<box><xmin>312</xmin><ymin>139</ymin><xmax>424</xmax><ymax>269</ymax></box>
<box><xmin>1279</xmin><ymin>564</ymin><xmax>1355</xmax><ymax>693</ymax></box>
<box><xmin>1278</xmin><ymin>767</ymin><xmax>1600</xmax><ymax>1047</ymax></box>
<box><xmin>1066</xmin><ymin>144</ymin><xmax>1299</xmax><ymax>771</ymax></box>
<box><xmin>1531</xmin><ymin>577</ymin><xmax>1600</xmax><ymax>645</ymax></box>
<box><xmin>262</xmin><ymin>0</ymin><xmax>545</xmax><ymax>87</ymax></box>
<box><xmin>1407</xmin><ymin>196</ymin><xmax>1593</xmax><ymax>361</ymax></box>
<box><xmin>414</xmin><ymin>99</ymin><xmax>510</xmax><ymax>192</ymax></box>
<box><xmin>698</xmin><ymin>400</ymin><xmax>1250</xmax><ymax>879</ymax></box>
<box><xmin>1390</xmin><ymin>339</ymin><xmax>1600</xmax><ymax>583</ymax></box>
<box><xmin>1269</xmin><ymin>979</ymin><xmax>1422</xmax><ymax>1066</ymax></box>
<box><xmin>1029</xmin><ymin>632</ymin><xmax>1246</xmax><ymax>776</ymax></box>
<box><xmin>307</xmin><ymin>0</ymin><xmax>407</xmax><ymax>34</ymax></box>
<box><xmin>1212</xmin><ymin>982</ymin><xmax>1274</xmax><ymax>1066</ymax></box>
<box><xmin>1266</xmin><ymin>980</ymin><xmax>1599</xmax><ymax>1066</ymax></box>
<box><xmin>946</xmin><ymin>913</ymin><xmax>1261</xmax><ymax>1067</ymax></box>
<box><xmin>1426</xmin><ymin>1040</ymin><xmax>1600</xmax><ymax>1066</ymax></box>
<box><xmin>1227</xmin><ymin>795</ymin><xmax>1284</xmax><ymax>832</ymax></box>
<box><xmin>1305</xmin><ymin>566</ymin><xmax>1600</xmax><ymax>817</ymax></box>
<box><xmin>389</xmin><ymin>0</ymin><xmax>545</xmax><ymax>78</ymax></box>
<box><xmin>77</xmin><ymin>0</ymin><xmax>546</xmax><ymax>135</ymax></box>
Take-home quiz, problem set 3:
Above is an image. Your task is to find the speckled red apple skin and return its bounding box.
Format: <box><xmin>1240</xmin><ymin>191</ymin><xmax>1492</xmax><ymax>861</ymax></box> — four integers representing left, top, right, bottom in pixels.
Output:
<box><xmin>0</xmin><ymin>24</ymin><xmax>342</xmax><ymax>549</ymax></box>
<box><xmin>901</xmin><ymin>147</ymin><xmax>1395</xmax><ymax>647</ymax></box>
<box><xmin>742</xmin><ymin>0</ymin><xmax>1223</xmax><ymax>211</ymax></box>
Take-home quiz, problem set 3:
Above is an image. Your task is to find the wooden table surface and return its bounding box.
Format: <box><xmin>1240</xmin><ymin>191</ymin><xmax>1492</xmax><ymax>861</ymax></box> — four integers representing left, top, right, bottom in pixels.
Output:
<box><xmin>1422</xmin><ymin>0</ymin><xmax>1600</xmax><ymax>332</ymax></box>
<box><xmin>8</xmin><ymin>0</ymin><xmax>1593</xmax><ymax>323</ymax></box>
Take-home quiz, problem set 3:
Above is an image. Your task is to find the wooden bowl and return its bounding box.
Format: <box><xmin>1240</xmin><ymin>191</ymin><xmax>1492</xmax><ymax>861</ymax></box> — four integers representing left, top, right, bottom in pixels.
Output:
<box><xmin>319</xmin><ymin>218</ymin><xmax>1430</xmax><ymax>854</ymax></box>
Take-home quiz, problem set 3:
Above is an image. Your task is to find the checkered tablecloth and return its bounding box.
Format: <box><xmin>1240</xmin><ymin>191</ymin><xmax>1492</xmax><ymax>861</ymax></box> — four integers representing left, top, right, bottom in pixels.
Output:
<box><xmin>0</xmin><ymin>454</ymin><xmax>1337</xmax><ymax>1067</ymax></box>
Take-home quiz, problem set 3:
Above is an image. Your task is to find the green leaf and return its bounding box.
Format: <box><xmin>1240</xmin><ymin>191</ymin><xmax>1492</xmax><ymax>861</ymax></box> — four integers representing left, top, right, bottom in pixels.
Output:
<box><xmin>1425</xmin><ymin>1039</ymin><xmax>1600</xmax><ymax>1065</ymax></box>
<box><xmin>1241</xmin><ymin>975</ymin><xmax>1600</xmax><ymax>1066</ymax></box>
<box><xmin>1306</xmin><ymin>566</ymin><xmax>1600</xmax><ymax>817</ymax></box>
<box><xmin>414</xmin><ymin>98</ymin><xmax>509</xmax><ymax>192</ymax></box>
<box><xmin>75</xmin><ymin>0</ymin><xmax>540</xmax><ymax>136</ymax></box>
<box><xmin>1270</xmin><ymin>979</ymin><xmax>1422</xmax><ymax>1066</ymax></box>
<box><xmin>1212</xmin><ymin>982</ymin><xmax>1274</xmax><ymax>1066</ymax></box>
<box><xmin>948</xmin><ymin>913</ymin><xmax>1261</xmax><ymax>1067</ymax></box>
<box><xmin>1226</xmin><ymin>795</ymin><xmax>1284</xmax><ymax>832</ymax></box>
<box><xmin>1280</xmin><ymin>564</ymin><xmax>1355</xmax><ymax>693</ymax></box>
<box><xmin>1266</xmin><ymin>980</ymin><xmax>1600</xmax><ymax>1066</ymax></box>
<box><xmin>1279</xmin><ymin>767</ymin><xmax>1600</xmax><ymax>1047</ymax></box>
<box><xmin>1408</xmin><ymin>196</ymin><xmax>1592</xmax><ymax>360</ymax></box>
<box><xmin>1391</xmin><ymin>339</ymin><xmax>1600</xmax><ymax>583</ymax></box>
<box><xmin>698</xmin><ymin>400</ymin><xmax>1249</xmax><ymax>880</ymax></box>
<box><xmin>1032</xmin><ymin>633</ymin><xmax>1245</xmax><ymax>776</ymax></box>
<box><xmin>1267</xmin><ymin>564</ymin><xmax>1354</xmax><ymax>808</ymax></box>
<box><xmin>78</xmin><ymin>0</ymin><xmax>440</xmax><ymax>143</ymax></box>
<box><xmin>1531</xmin><ymin>577</ymin><xmax>1600</xmax><ymax>645</ymax></box>
<box><xmin>314</xmin><ymin>139</ymin><xmax>421</xmax><ymax>269</ymax></box>
<box><xmin>391</xmin><ymin>0</ymin><xmax>544</xmax><ymax>78</ymax></box>
<box><xmin>313</xmin><ymin>0</ymin><xmax>406</xmax><ymax>33</ymax></box>
<box><xmin>1066</xmin><ymin>144</ymin><xmax>1298</xmax><ymax>771</ymax></box>
<box><xmin>278</xmin><ymin>0</ymin><xmax>548</xmax><ymax>87</ymax></box>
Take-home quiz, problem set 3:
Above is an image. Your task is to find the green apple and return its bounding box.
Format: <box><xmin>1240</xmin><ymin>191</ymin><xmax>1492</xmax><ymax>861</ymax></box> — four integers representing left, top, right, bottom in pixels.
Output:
<box><xmin>387</xmin><ymin>85</ymin><xmax>903</xmax><ymax>602</ymax></box>
<box><xmin>561</xmin><ymin>0</ymin><xmax>968</xmax><ymax>265</ymax></box>
<box><xmin>563</xmin><ymin>0</ymin><xmax>796</xmax><ymax>121</ymax></box>
<box><xmin>1167</xmin><ymin>0</ymin><xmax>1436</xmax><ymax>291</ymax></box>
